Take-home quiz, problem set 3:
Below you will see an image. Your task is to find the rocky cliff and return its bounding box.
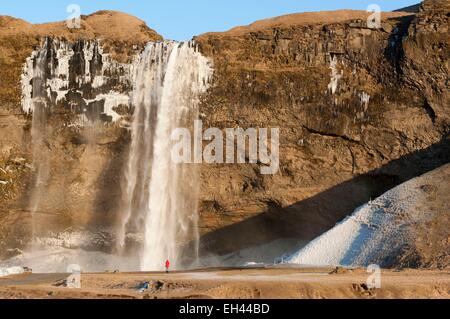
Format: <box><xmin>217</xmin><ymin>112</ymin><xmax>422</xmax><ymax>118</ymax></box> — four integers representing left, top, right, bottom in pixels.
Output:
<box><xmin>0</xmin><ymin>2</ymin><xmax>448</xmax><ymax>268</ymax></box>
<box><xmin>0</xmin><ymin>11</ymin><xmax>161</xmax><ymax>257</ymax></box>
<box><xmin>194</xmin><ymin>1</ymin><xmax>449</xmax><ymax>262</ymax></box>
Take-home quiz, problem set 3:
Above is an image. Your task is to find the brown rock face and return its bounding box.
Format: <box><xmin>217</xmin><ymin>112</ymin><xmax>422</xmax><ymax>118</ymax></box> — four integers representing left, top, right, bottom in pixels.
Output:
<box><xmin>0</xmin><ymin>4</ymin><xmax>448</xmax><ymax>268</ymax></box>
<box><xmin>195</xmin><ymin>3</ymin><xmax>449</xmax><ymax>261</ymax></box>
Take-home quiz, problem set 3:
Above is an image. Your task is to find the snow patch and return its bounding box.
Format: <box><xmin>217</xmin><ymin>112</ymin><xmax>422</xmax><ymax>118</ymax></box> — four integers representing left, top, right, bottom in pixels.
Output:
<box><xmin>358</xmin><ymin>92</ymin><xmax>371</xmax><ymax>111</ymax></box>
<box><xmin>284</xmin><ymin>176</ymin><xmax>429</xmax><ymax>267</ymax></box>
<box><xmin>21</xmin><ymin>51</ymin><xmax>39</xmax><ymax>114</ymax></box>
<box><xmin>327</xmin><ymin>55</ymin><xmax>343</xmax><ymax>95</ymax></box>
<box><xmin>0</xmin><ymin>266</ymin><xmax>24</xmax><ymax>277</ymax></box>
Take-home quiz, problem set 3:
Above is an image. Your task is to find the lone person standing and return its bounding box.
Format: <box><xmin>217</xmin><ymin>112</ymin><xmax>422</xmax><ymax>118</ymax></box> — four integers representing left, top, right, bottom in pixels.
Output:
<box><xmin>165</xmin><ymin>259</ymin><xmax>170</xmax><ymax>273</ymax></box>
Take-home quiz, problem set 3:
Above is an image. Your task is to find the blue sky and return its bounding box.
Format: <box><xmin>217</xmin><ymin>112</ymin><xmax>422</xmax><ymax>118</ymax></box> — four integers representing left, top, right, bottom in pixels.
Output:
<box><xmin>1</xmin><ymin>0</ymin><xmax>420</xmax><ymax>40</ymax></box>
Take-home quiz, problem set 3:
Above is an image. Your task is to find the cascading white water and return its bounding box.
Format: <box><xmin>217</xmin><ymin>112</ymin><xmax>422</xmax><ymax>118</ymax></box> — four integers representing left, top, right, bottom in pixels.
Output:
<box><xmin>118</xmin><ymin>41</ymin><xmax>212</xmax><ymax>271</ymax></box>
<box><xmin>14</xmin><ymin>38</ymin><xmax>212</xmax><ymax>272</ymax></box>
<box><xmin>27</xmin><ymin>39</ymin><xmax>52</xmax><ymax>242</ymax></box>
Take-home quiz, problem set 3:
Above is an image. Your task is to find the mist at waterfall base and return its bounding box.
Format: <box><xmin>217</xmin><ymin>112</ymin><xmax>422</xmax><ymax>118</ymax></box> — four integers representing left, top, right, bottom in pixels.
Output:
<box><xmin>0</xmin><ymin>40</ymin><xmax>212</xmax><ymax>273</ymax></box>
<box><xmin>117</xmin><ymin>42</ymin><xmax>212</xmax><ymax>271</ymax></box>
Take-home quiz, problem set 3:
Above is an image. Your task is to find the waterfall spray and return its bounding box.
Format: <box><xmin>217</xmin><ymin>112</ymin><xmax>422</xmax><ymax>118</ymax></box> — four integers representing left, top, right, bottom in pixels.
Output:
<box><xmin>26</xmin><ymin>39</ymin><xmax>53</xmax><ymax>243</ymax></box>
<box><xmin>118</xmin><ymin>41</ymin><xmax>212</xmax><ymax>271</ymax></box>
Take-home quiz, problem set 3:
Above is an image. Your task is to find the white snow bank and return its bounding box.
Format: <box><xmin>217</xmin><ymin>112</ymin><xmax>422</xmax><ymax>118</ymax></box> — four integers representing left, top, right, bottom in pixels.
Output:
<box><xmin>284</xmin><ymin>175</ymin><xmax>432</xmax><ymax>268</ymax></box>
<box><xmin>0</xmin><ymin>266</ymin><xmax>24</xmax><ymax>277</ymax></box>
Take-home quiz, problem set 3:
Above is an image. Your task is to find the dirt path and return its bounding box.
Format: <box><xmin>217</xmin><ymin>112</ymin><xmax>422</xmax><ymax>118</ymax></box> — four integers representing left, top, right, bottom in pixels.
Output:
<box><xmin>0</xmin><ymin>268</ymin><xmax>448</xmax><ymax>299</ymax></box>
<box><xmin>0</xmin><ymin>273</ymin><xmax>69</xmax><ymax>286</ymax></box>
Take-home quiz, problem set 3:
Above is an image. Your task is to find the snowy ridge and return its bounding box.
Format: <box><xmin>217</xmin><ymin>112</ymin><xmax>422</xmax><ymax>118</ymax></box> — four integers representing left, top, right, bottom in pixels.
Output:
<box><xmin>285</xmin><ymin>175</ymin><xmax>430</xmax><ymax>267</ymax></box>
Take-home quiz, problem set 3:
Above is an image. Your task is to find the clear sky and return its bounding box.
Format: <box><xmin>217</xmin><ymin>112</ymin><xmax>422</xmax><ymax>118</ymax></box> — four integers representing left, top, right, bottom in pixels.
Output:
<box><xmin>1</xmin><ymin>0</ymin><xmax>420</xmax><ymax>40</ymax></box>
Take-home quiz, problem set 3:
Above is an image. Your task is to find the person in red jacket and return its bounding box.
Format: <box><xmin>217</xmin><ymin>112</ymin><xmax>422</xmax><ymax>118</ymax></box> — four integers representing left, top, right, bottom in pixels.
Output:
<box><xmin>165</xmin><ymin>259</ymin><xmax>170</xmax><ymax>273</ymax></box>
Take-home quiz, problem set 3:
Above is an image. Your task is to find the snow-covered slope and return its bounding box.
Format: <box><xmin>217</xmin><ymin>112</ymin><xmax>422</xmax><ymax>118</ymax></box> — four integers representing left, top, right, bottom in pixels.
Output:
<box><xmin>284</xmin><ymin>166</ymin><xmax>447</xmax><ymax>268</ymax></box>
<box><xmin>0</xmin><ymin>266</ymin><xmax>24</xmax><ymax>277</ymax></box>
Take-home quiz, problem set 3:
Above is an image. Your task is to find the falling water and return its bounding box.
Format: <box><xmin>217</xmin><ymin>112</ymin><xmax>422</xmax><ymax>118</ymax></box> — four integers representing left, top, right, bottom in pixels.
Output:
<box><xmin>118</xmin><ymin>41</ymin><xmax>212</xmax><ymax>271</ymax></box>
<box><xmin>27</xmin><ymin>39</ymin><xmax>53</xmax><ymax>242</ymax></box>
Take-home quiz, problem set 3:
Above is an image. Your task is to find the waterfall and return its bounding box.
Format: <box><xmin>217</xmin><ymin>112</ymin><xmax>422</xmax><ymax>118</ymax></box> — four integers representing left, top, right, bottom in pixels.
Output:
<box><xmin>26</xmin><ymin>39</ymin><xmax>53</xmax><ymax>242</ymax></box>
<box><xmin>118</xmin><ymin>41</ymin><xmax>212</xmax><ymax>271</ymax></box>
<box><xmin>19</xmin><ymin>38</ymin><xmax>212</xmax><ymax>272</ymax></box>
